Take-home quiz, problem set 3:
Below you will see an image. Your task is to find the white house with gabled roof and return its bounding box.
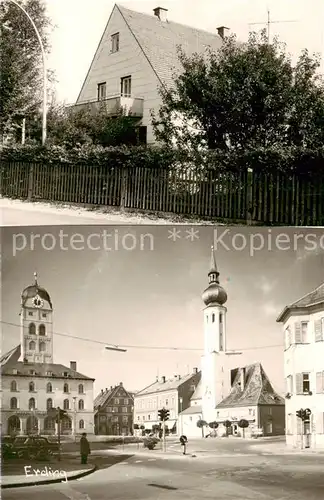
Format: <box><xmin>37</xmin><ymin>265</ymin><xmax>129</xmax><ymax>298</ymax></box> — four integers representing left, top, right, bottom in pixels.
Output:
<box><xmin>277</xmin><ymin>282</ymin><xmax>324</xmax><ymax>449</ymax></box>
<box><xmin>74</xmin><ymin>4</ymin><xmax>225</xmax><ymax>144</ymax></box>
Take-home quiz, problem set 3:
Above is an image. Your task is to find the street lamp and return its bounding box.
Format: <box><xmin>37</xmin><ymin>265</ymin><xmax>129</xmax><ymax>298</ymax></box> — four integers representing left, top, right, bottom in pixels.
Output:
<box><xmin>105</xmin><ymin>346</ymin><xmax>127</xmax><ymax>352</ymax></box>
<box><xmin>72</xmin><ymin>397</ymin><xmax>77</xmax><ymax>441</ymax></box>
<box><xmin>179</xmin><ymin>397</ymin><xmax>183</xmax><ymax>435</ymax></box>
<box><xmin>8</xmin><ymin>0</ymin><xmax>47</xmax><ymax>145</ymax></box>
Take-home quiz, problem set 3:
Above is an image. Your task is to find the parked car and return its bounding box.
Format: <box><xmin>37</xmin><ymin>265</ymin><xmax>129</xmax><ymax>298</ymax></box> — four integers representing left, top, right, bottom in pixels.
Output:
<box><xmin>251</xmin><ymin>428</ymin><xmax>264</xmax><ymax>438</ymax></box>
<box><xmin>4</xmin><ymin>435</ymin><xmax>60</xmax><ymax>460</ymax></box>
<box><xmin>143</xmin><ymin>436</ymin><xmax>160</xmax><ymax>450</ymax></box>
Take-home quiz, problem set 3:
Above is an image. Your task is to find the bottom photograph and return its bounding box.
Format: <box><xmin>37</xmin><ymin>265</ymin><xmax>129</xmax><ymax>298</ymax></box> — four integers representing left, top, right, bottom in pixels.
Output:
<box><xmin>1</xmin><ymin>225</ymin><xmax>324</xmax><ymax>499</ymax></box>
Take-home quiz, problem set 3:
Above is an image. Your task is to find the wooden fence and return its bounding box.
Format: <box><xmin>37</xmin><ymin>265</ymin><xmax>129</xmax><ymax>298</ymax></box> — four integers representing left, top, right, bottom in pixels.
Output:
<box><xmin>0</xmin><ymin>161</ymin><xmax>323</xmax><ymax>225</ymax></box>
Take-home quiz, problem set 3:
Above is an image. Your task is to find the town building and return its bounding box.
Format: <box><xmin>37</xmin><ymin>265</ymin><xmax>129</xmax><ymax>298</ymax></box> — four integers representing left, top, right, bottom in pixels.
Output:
<box><xmin>179</xmin><ymin>247</ymin><xmax>285</xmax><ymax>437</ymax></box>
<box><xmin>134</xmin><ymin>370</ymin><xmax>201</xmax><ymax>434</ymax></box>
<box><xmin>74</xmin><ymin>4</ymin><xmax>224</xmax><ymax>144</ymax></box>
<box><xmin>277</xmin><ymin>282</ymin><xmax>324</xmax><ymax>449</ymax></box>
<box><xmin>94</xmin><ymin>383</ymin><xmax>134</xmax><ymax>435</ymax></box>
<box><xmin>1</xmin><ymin>274</ymin><xmax>95</xmax><ymax>436</ymax></box>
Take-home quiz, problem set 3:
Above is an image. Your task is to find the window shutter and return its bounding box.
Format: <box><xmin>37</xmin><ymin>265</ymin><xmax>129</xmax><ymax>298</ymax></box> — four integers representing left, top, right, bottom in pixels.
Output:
<box><xmin>315</xmin><ymin>319</ymin><xmax>323</xmax><ymax>342</ymax></box>
<box><xmin>295</xmin><ymin>373</ymin><xmax>303</xmax><ymax>394</ymax></box>
<box><xmin>296</xmin><ymin>416</ymin><xmax>302</xmax><ymax>435</ymax></box>
<box><xmin>316</xmin><ymin>372</ymin><xmax>323</xmax><ymax>393</ymax></box>
<box><xmin>316</xmin><ymin>413</ymin><xmax>324</xmax><ymax>434</ymax></box>
<box><xmin>294</xmin><ymin>323</ymin><xmax>302</xmax><ymax>343</ymax></box>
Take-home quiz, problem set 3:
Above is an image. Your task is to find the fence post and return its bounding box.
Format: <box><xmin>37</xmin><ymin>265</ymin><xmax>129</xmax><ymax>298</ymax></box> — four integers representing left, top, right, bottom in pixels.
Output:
<box><xmin>246</xmin><ymin>168</ymin><xmax>253</xmax><ymax>225</ymax></box>
<box><xmin>27</xmin><ymin>163</ymin><xmax>34</xmax><ymax>201</ymax></box>
<box><xmin>120</xmin><ymin>166</ymin><xmax>127</xmax><ymax>211</ymax></box>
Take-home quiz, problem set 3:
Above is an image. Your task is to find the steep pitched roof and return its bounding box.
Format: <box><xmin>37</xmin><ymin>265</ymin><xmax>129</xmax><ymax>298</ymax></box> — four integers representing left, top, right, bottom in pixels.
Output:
<box><xmin>1</xmin><ymin>345</ymin><xmax>21</xmax><ymax>367</ymax></box>
<box><xmin>135</xmin><ymin>372</ymin><xmax>201</xmax><ymax>397</ymax></box>
<box><xmin>216</xmin><ymin>363</ymin><xmax>284</xmax><ymax>408</ymax></box>
<box><xmin>190</xmin><ymin>379</ymin><xmax>203</xmax><ymax>400</ymax></box>
<box><xmin>1</xmin><ymin>361</ymin><xmax>94</xmax><ymax>381</ymax></box>
<box><xmin>277</xmin><ymin>282</ymin><xmax>324</xmax><ymax>322</ymax></box>
<box><xmin>180</xmin><ymin>404</ymin><xmax>202</xmax><ymax>415</ymax></box>
<box><xmin>94</xmin><ymin>384</ymin><xmax>134</xmax><ymax>410</ymax></box>
<box><xmin>117</xmin><ymin>5</ymin><xmax>222</xmax><ymax>88</ymax></box>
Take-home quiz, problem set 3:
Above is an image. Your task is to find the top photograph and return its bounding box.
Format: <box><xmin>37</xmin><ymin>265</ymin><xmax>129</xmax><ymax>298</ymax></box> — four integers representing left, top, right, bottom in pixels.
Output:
<box><xmin>1</xmin><ymin>0</ymin><xmax>324</xmax><ymax>226</ymax></box>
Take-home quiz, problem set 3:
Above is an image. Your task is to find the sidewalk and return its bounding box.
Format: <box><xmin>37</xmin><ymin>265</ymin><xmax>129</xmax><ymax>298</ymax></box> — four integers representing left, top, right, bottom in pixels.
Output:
<box><xmin>249</xmin><ymin>442</ymin><xmax>324</xmax><ymax>455</ymax></box>
<box><xmin>1</xmin><ymin>458</ymin><xmax>96</xmax><ymax>489</ymax></box>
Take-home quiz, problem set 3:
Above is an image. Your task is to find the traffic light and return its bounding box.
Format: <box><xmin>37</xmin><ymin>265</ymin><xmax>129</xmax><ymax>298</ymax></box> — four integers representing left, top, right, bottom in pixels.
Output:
<box><xmin>158</xmin><ymin>408</ymin><xmax>170</xmax><ymax>421</ymax></box>
<box><xmin>55</xmin><ymin>407</ymin><xmax>68</xmax><ymax>423</ymax></box>
<box><xmin>164</xmin><ymin>409</ymin><xmax>170</xmax><ymax>421</ymax></box>
<box><xmin>296</xmin><ymin>409</ymin><xmax>303</xmax><ymax>419</ymax></box>
<box><xmin>304</xmin><ymin>408</ymin><xmax>311</xmax><ymax>420</ymax></box>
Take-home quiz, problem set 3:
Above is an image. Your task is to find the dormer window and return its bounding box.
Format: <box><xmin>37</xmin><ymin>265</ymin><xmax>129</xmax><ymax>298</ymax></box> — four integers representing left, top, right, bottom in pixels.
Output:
<box><xmin>12</xmin><ymin>369</ymin><xmax>18</xmax><ymax>375</ymax></box>
<box><xmin>111</xmin><ymin>32</ymin><xmax>119</xmax><ymax>53</ymax></box>
<box><xmin>46</xmin><ymin>371</ymin><xmax>52</xmax><ymax>376</ymax></box>
<box><xmin>63</xmin><ymin>372</ymin><xmax>68</xmax><ymax>377</ymax></box>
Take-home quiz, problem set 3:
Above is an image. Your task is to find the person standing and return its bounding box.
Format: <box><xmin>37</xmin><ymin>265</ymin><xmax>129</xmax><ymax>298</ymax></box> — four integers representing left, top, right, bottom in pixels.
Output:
<box><xmin>80</xmin><ymin>432</ymin><xmax>90</xmax><ymax>464</ymax></box>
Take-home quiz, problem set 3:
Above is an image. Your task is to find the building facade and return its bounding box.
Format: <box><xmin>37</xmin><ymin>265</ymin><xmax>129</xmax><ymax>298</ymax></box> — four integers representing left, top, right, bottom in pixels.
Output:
<box><xmin>180</xmin><ymin>247</ymin><xmax>285</xmax><ymax>437</ymax></box>
<box><xmin>277</xmin><ymin>282</ymin><xmax>324</xmax><ymax>449</ymax></box>
<box><xmin>94</xmin><ymin>383</ymin><xmax>134</xmax><ymax>435</ymax></box>
<box><xmin>134</xmin><ymin>370</ymin><xmax>201</xmax><ymax>434</ymax></box>
<box><xmin>74</xmin><ymin>4</ymin><xmax>223</xmax><ymax>144</ymax></box>
<box><xmin>1</xmin><ymin>274</ymin><xmax>95</xmax><ymax>436</ymax></box>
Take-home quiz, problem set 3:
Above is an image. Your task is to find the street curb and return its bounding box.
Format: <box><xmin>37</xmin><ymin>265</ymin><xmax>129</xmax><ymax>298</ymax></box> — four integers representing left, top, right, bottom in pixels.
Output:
<box><xmin>1</xmin><ymin>465</ymin><xmax>98</xmax><ymax>489</ymax></box>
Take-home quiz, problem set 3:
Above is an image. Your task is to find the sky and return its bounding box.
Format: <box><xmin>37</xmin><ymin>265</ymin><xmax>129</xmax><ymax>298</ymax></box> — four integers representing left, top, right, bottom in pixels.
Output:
<box><xmin>45</xmin><ymin>0</ymin><xmax>324</xmax><ymax>104</ymax></box>
<box><xmin>2</xmin><ymin>225</ymin><xmax>324</xmax><ymax>397</ymax></box>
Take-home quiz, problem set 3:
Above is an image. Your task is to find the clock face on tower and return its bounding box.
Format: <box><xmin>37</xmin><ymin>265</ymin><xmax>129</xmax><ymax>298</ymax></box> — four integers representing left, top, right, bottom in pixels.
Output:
<box><xmin>33</xmin><ymin>295</ymin><xmax>44</xmax><ymax>308</ymax></box>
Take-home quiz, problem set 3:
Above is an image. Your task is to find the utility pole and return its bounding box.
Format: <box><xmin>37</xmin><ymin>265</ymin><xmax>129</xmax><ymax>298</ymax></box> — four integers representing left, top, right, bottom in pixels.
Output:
<box><xmin>57</xmin><ymin>407</ymin><xmax>61</xmax><ymax>461</ymax></box>
<box><xmin>248</xmin><ymin>9</ymin><xmax>298</xmax><ymax>43</ymax></box>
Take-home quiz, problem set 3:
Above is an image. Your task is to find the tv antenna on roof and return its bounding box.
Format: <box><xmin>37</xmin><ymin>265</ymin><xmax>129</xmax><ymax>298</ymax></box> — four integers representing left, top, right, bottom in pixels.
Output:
<box><xmin>248</xmin><ymin>8</ymin><xmax>298</xmax><ymax>43</ymax></box>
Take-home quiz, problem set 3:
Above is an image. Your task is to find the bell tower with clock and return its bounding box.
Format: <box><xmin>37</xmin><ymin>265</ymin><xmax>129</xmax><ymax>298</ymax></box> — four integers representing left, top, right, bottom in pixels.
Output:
<box><xmin>20</xmin><ymin>272</ymin><xmax>54</xmax><ymax>364</ymax></box>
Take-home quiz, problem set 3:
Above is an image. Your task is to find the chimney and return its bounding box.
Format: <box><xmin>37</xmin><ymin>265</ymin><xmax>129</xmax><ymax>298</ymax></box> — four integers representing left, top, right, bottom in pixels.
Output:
<box><xmin>105</xmin><ymin>388</ymin><xmax>108</xmax><ymax>391</ymax></box>
<box><xmin>101</xmin><ymin>389</ymin><xmax>104</xmax><ymax>394</ymax></box>
<box><xmin>178</xmin><ymin>375</ymin><xmax>181</xmax><ymax>380</ymax></box>
<box><xmin>193</xmin><ymin>367</ymin><xmax>198</xmax><ymax>374</ymax></box>
<box><xmin>240</xmin><ymin>367</ymin><xmax>246</xmax><ymax>391</ymax></box>
<box><xmin>153</xmin><ymin>7</ymin><xmax>168</xmax><ymax>22</ymax></box>
<box><xmin>70</xmin><ymin>361</ymin><xmax>77</xmax><ymax>371</ymax></box>
<box><xmin>217</xmin><ymin>26</ymin><xmax>230</xmax><ymax>39</ymax></box>
<box><xmin>161</xmin><ymin>376</ymin><xmax>166</xmax><ymax>383</ymax></box>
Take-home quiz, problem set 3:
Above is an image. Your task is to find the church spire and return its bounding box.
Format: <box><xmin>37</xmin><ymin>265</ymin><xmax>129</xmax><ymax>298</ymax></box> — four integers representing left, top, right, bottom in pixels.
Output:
<box><xmin>208</xmin><ymin>246</ymin><xmax>220</xmax><ymax>284</ymax></box>
<box><xmin>34</xmin><ymin>271</ymin><xmax>38</xmax><ymax>287</ymax></box>
<box><xmin>202</xmin><ymin>246</ymin><xmax>227</xmax><ymax>306</ymax></box>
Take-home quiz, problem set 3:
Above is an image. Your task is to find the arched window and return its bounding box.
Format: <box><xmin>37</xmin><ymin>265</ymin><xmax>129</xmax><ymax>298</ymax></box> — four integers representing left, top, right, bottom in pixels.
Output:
<box><xmin>79</xmin><ymin>419</ymin><xmax>84</xmax><ymax>429</ymax></box>
<box><xmin>29</xmin><ymin>397</ymin><xmax>36</xmax><ymax>410</ymax></box>
<box><xmin>39</xmin><ymin>324</ymin><xmax>46</xmax><ymax>336</ymax></box>
<box><xmin>78</xmin><ymin>399</ymin><xmax>84</xmax><ymax>410</ymax></box>
<box><xmin>63</xmin><ymin>383</ymin><xmax>69</xmax><ymax>393</ymax></box>
<box><xmin>10</xmin><ymin>397</ymin><xmax>18</xmax><ymax>409</ymax></box>
<box><xmin>10</xmin><ymin>380</ymin><xmax>17</xmax><ymax>392</ymax></box>
<box><xmin>78</xmin><ymin>384</ymin><xmax>84</xmax><ymax>394</ymax></box>
<box><xmin>39</xmin><ymin>342</ymin><xmax>46</xmax><ymax>352</ymax></box>
<box><xmin>29</xmin><ymin>323</ymin><xmax>36</xmax><ymax>335</ymax></box>
<box><xmin>29</xmin><ymin>381</ymin><xmax>35</xmax><ymax>392</ymax></box>
<box><xmin>63</xmin><ymin>399</ymin><xmax>69</xmax><ymax>410</ymax></box>
<box><xmin>46</xmin><ymin>382</ymin><xmax>52</xmax><ymax>393</ymax></box>
<box><xmin>29</xmin><ymin>341</ymin><xmax>36</xmax><ymax>350</ymax></box>
<box><xmin>212</xmin><ymin>313</ymin><xmax>215</xmax><ymax>323</ymax></box>
<box><xmin>206</xmin><ymin>315</ymin><xmax>208</xmax><ymax>323</ymax></box>
<box><xmin>46</xmin><ymin>398</ymin><xmax>53</xmax><ymax>410</ymax></box>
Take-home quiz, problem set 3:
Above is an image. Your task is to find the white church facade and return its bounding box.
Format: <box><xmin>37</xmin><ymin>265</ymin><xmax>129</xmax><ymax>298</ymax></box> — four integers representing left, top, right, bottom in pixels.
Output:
<box><xmin>179</xmin><ymin>248</ymin><xmax>285</xmax><ymax>438</ymax></box>
<box><xmin>1</xmin><ymin>274</ymin><xmax>95</xmax><ymax>436</ymax></box>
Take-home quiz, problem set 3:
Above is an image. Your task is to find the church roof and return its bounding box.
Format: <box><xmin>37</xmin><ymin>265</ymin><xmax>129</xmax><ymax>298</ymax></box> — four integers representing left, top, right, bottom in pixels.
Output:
<box><xmin>277</xmin><ymin>282</ymin><xmax>324</xmax><ymax>322</ymax></box>
<box><xmin>180</xmin><ymin>404</ymin><xmax>202</xmax><ymax>415</ymax></box>
<box><xmin>135</xmin><ymin>372</ymin><xmax>201</xmax><ymax>396</ymax></box>
<box><xmin>216</xmin><ymin>363</ymin><xmax>284</xmax><ymax>408</ymax></box>
<box><xmin>1</xmin><ymin>360</ymin><xmax>94</xmax><ymax>381</ymax></box>
<box><xmin>94</xmin><ymin>383</ymin><xmax>134</xmax><ymax>410</ymax></box>
<box><xmin>21</xmin><ymin>273</ymin><xmax>52</xmax><ymax>308</ymax></box>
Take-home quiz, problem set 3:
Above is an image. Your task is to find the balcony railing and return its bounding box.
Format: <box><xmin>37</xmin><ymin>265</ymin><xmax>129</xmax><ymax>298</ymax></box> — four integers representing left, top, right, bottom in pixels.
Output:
<box><xmin>69</xmin><ymin>94</ymin><xmax>144</xmax><ymax>118</ymax></box>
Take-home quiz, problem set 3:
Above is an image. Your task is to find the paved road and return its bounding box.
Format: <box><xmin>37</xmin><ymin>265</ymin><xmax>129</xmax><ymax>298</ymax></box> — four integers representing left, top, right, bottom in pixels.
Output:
<box><xmin>3</xmin><ymin>449</ymin><xmax>324</xmax><ymax>499</ymax></box>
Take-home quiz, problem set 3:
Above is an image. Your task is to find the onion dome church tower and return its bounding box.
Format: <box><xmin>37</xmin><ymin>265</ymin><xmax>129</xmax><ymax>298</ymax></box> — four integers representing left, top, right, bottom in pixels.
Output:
<box><xmin>20</xmin><ymin>273</ymin><xmax>54</xmax><ymax>364</ymax></box>
<box><xmin>201</xmin><ymin>247</ymin><xmax>228</xmax><ymax>422</ymax></box>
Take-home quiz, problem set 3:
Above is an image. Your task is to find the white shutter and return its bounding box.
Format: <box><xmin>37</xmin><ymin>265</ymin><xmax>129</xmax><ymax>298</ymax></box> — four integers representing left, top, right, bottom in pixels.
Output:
<box><xmin>296</xmin><ymin>416</ymin><xmax>302</xmax><ymax>435</ymax></box>
<box><xmin>294</xmin><ymin>322</ymin><xmax>302</xmax><ymax>343</ymax></box>
<box><xmin>295</xmin><ymin>373</ymin><xmax>303</xmax><ymax>394</ymax></box>
<box><xmin>315</xmin><ymin>319</ymin><xmax>323</xmax><ymax>342</ymax></box>
<box><xmin>316</xmin><ymin>372</ymin><xmax>323</xmax><ymax>393</ymax></box>
<box><xmin>316</xmin><ymin>413</ymin><xmax>324</xmax><ymax>434</ymax></box>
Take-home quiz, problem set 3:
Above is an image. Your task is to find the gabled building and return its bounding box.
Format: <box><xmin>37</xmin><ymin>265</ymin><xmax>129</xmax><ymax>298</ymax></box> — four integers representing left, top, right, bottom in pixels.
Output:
<box><xmin>134</xmin><ymin>370</ymin><xmax>201</xmax><ymax>434</ymax></box>
<box><xmin>94</xmin><ymin>383</ymin><xmax>134</xmax><ymax>435</ymax></box>
<box><xmin>1</xmin><ymin>274</ymin><xmax>95</xmax><ymax>436</ymax></box>
<box><xmin>75</xmin><ymin>4</ymin><xmax>224</xmax><ymax>144</ymax></box>
<box><xmin>277</xmin><ymin>282</ymin><xmax>324</xmax><ymax>449</ymax></box>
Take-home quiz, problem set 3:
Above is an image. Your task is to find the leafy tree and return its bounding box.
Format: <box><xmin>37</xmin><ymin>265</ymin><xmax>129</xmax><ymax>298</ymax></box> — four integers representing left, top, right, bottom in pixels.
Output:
<box><xmin>196</xmin><ymin>419</ymin><xmax>208</xmax><ymax>438</ymax></box>
<box><xmin>238</xmin><ymin>419</ymin><xmax>249</xmax><ymax>438</ymax></box>
<box><xmin>223</xmin><ymin>420</ymin><xmax>232</xmax><ymax>437</ymax></box>
<box><xmin>208</xmin><ymin>421</ymin><xmax>218</xmax><ymax>430</ymax></box>
<box><xmin>152</xmin><ymin>29</ymin><xmax>324</xmax><ymax>156</ymax></box>
<box><xmin>0</xmin><ymin>0</ymin><xmax>55</xmax><ymax>142</ymax></box>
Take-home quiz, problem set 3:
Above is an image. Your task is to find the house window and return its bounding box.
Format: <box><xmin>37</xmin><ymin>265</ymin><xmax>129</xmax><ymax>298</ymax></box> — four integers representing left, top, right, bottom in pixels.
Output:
<box><xmin>219</xmin><ymin>331</ymin><xmax>224</xmax><ymax>351</ymax></box>
<box><xmin>302</xmin><ymin>373</ymin><xmax>310</xmax><ymax>393</ymax></box>
<box><xmin>79</xmin><ymin>419</ymin><xmax>84</xmax><ymax>429</ymax></box>
<box><xmin>301</xmin><ymin>322</ymin><xmax>308</xmax><ymax>343</ymax></box>
<box><xmin>137</xmin><ymin>416</ymin><xmax>140</xmax><ymax>421</ymax></box>
<box><xmin>39</xmin><ymin>324</ymin><xmax>46</xmax><ymax>336</ymax></box>
<box><xmin>124</xmin><ymin>399</ymin><xmax>129</xmax><ymax>405</ymax></box>
<box><xmin>42</xmin><ymin>313</ymin><xmax>47</xmax><ymax>318</ymax></box>
<box><xmin>316</xmin><ymin>371</ymin><xmax>324</xmax><ymax>393</ymax></box>
<box><xmin>315</xmin><ymin>319</ymin><xmax>324</xmax><ymax>342</ymax></box>
<box><xmin>212</xmin><ymin>313</ymin><xmax>215</xmax><ymax>323</ymax></box>
<box><xmin>39</xmin><ymin>342</ymin><xmax>46</xmax><ymax>352</ymax></box>
<box><xmin>121</xmin><ymin>76</ymin><xmax>131</xmax><ymax>97</ymax></box>
<box><xmin>29</xmin><ymin>323</ymin><xmax>36</xmax><ymax>335</ymax></box>
<box><xmin>123</xmin><ymin>416</ymin><xmax>128</xmax><ymax>423</ymax></box>
<box><xmin>63</xmin><ymin>383</ymin><xmax>69</xmax><ymax>393</ymax></box>
<box><xmin>113</xmin><ymin>407</ymin><xmax>118</xmax><ymax>413</ymax></box>
<box><xmin>78</xmin><ymin>384</ymin><xmax>84</xmax><ymax>394</ymax></box>
<box><xmin>29</xmin><ymin>397</ymin><xmax>36</xmax><ymax>410</ymax></box>
<box><xmin>29</xmin><ymin>382</ymin><xmax>35</xmax><ymax>392</ymax></box>
<box><xmin>63</xmin><ymin>399</ymin><xmax>69</xmax><ymax>410</ymax></box>
<box><xmin>11</xmin><ymin>380</ymin><xmax>17</xmax><ymax>392</ymax></box>
<box><xmin>165</xmin><ymin>399</ymin><xmax>168</xmax><ymax>406</ymax></box>
<box><xmin>10</xmin><ymin>397</ymin><xmax>18</xmax><ymax>409</ymax></box>
<box><xmin>111</xmin><ymin>32</ymin><xmax>119</xmax><ymax>52</ymax></box>
<box><xmin>29</xmin><ymin>341</ymin><xmax>35</xmax><ymax>350</ymax></box>
<box><xmin>29</xmin><ymin>312</ymin><xmax>33</xmax><ymax>316</ymax></box>
<box><xmin>138</xmin><ymin>126</ymin><xmax>147</xmax><ymax>145</ymax></box>
<box><xmin>248</xmin><ymin>408</ymin><xmax>253</xmax><ymax>415</ymax></box>
<box><xmin>97</xmin><ymin>82</ymin><xmax>106</xmax><ymax>101</ymax></box>
<box><xmin>114</xmin><ymin>398</ymin><xmax>119</xmax><ymax>404</ymax></box>
<box><xmin>78</xmin><ymin>399</ymin><xmax>84</xmax><ymax>410</ymax></box>
<box><xmin>217</xmin><ymin>411</ymin><xmax>219</xmax><ymax>417</ymax></box>
<box><xmin>47</xmin><ymin>398</ymin><xmax>53</xmax><ymax>410</ymax></box>
<box><xmin>46</xmin><ymin>382</ymin><xmax>52</xmax><ymax>393</ymax></box>
<box><xmin>122</xmin><ymin>407</ymin><xmax>127</xmax><ymax>413</ymax></box>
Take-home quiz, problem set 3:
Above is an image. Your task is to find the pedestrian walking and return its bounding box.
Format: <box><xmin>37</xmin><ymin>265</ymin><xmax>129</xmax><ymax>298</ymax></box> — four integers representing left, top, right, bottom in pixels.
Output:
<box><xmin>180</xmin><ymin>435</ymin><xmax>188</xmax><ymax>455</ymax></box>
<box><xmin>80</xmin><ymin>432</ymin><xmax>91</xmax><ymax>464</ymax></box>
